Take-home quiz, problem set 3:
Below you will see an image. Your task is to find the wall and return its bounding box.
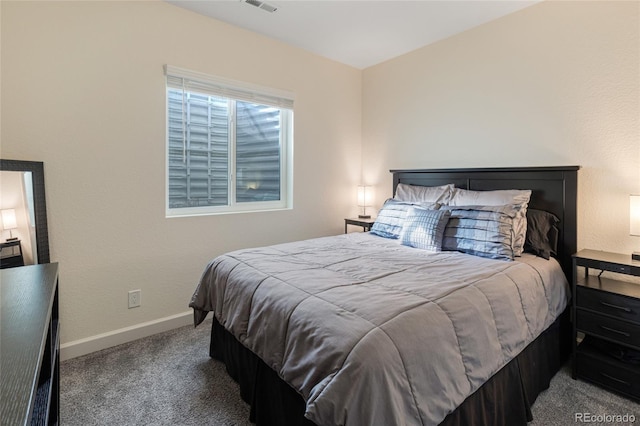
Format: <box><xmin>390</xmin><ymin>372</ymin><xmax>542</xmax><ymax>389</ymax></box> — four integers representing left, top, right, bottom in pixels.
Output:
<box><xmin>363</xmin><ymin>1</ymin><xmax>640</xmax><ymax>255</ymax></box>
<box><xmin>0</xmin><ymin>0</ymin><xmax>362</xmax><ymax>356</ymax></box>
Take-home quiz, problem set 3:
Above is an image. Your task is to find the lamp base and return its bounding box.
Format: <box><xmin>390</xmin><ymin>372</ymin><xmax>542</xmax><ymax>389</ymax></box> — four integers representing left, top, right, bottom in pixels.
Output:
<box><xmin>358</xmin><ymin>214</ymin><xmax>371</xmax><ymax>219</ymax></box>
<box><xmin>633</xmin><ymin>252</ymin><xmax>640</xmax><ymax>262</ymax></box>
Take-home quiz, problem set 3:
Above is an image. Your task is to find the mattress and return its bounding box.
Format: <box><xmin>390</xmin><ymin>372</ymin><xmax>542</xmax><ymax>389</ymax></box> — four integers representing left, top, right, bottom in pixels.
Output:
<box><xmin>190</xmin><ymin>232</ymin><xmax>569</xmax><ymax>426</ymax></box>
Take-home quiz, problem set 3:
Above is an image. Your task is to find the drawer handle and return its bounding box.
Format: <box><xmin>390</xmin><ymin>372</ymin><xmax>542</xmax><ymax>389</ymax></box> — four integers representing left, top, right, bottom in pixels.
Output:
<box><xmin>599</xmin><ymin>325</ymin><xmax>631</xmax><ymax>337</ymax></box>
<box><xmin>600</xmin><ymin>372</ymin><xmax>631</xmax><ymax>386</ymax></box>
<box><xmin>600</xmin><ymin>301</ymin><xmax>632</xmax><ymax>313</ymax></box>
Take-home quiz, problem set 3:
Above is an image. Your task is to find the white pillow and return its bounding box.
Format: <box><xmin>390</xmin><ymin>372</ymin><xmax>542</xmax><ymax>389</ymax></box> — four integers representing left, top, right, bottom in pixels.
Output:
<box><xmin>448</xmin><ymin>188</ymin><xmax>532</xmax><ymax>256</ymax></box>
<box><xmin>395</xmin><ymin>183</ymin><xmax>454</xmax><ymax>204</ymax></box>
<box><xmin>448</xmin><ymin>188</ymin><xmax>531</xmax><ymax>207</ymax></box>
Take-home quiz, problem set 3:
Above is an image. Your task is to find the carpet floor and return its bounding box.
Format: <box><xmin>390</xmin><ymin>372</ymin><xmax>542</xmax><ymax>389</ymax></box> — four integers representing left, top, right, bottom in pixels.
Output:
<box><xmin>61</xmin><ymin>319</ymin><xmax>640</xmax><ymax>425</ymax></box>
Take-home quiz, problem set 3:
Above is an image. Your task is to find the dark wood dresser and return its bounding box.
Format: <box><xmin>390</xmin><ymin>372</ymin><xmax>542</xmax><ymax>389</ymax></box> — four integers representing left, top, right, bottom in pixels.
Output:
<box><xmin>0</xmin><ymin>263</ymin><xmax>60</xmax><ymax>425</ymax></box>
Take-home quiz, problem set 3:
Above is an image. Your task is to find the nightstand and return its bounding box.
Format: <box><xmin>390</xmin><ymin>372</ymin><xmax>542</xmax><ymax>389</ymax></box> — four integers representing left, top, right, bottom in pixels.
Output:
<box><xmin>344</xmin><ymin>217</ymin><xmax>376</xmax><ymax>234</ymax></box>
<box><xmin>572</xmin><ymin>249</ymin><xmax>640</xmax><ymax>401</ymax></box>
<box><xmin>0</xmin><ymin>240</ymin><xmax>24</xmax><ymax>269</ymax></box>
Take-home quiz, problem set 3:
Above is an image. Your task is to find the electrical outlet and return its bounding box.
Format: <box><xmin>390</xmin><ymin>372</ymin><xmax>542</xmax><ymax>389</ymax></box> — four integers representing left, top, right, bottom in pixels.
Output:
<box><xmin>128</xmin><ymin>289</ymin><xmax>141</xmax><ymax>309</ymax></box>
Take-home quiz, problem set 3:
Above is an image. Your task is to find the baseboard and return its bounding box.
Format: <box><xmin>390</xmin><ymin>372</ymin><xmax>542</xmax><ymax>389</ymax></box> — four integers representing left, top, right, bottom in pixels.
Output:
<box><xmin>60</xmin><ymin>310</ymin><xmax>194</xmax><ymax>361</ymax></box>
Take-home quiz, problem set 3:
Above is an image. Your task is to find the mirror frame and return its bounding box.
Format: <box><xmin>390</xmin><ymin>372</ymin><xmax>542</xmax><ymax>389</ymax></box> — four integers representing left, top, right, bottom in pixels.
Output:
<box><xmin>0</xmin><ymin>159</ymin><xmax>50</xmax><ymax>264</ymax></box>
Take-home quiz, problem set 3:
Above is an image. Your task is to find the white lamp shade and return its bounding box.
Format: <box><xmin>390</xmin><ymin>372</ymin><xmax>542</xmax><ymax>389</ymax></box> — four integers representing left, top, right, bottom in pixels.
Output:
<box><xmin>357</xmin><ymin>185</ymin><xmax>373</xmax><ymax>207</ymax></box>
<box><xmin>1</xmin><ymin>209</ymin><xmax>17</xmax><ymax>230</ymax></box>
<box><xmin>631</xmin><ymin>195</ymin><xmax>640</xmax><ymax>236</ymax></box>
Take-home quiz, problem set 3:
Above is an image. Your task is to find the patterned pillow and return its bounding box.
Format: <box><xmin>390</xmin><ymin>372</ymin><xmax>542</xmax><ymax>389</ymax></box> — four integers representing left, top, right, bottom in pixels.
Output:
<box><xmin>441</xmin><ymin>205</ymin><xmax>522</xmax><ymax>260</ymax></box>
<box><xmin>447</xmin><ymin>188</ymin><xmax>531</xmax><ymax>256</ymax></box>
<box><xmin>399</xmin><ymin>207</ymin><xmax>451</xmax><ymax>252</ymax></box>
<box><xmin>370</xmin><ymin>199</ymin><xmax>439</xmax><ymax>239</ymax></box>
<box><xmin>395</xmin><ymin>183</ymin><xmax>454</xmax><ymax>204</ymax></box>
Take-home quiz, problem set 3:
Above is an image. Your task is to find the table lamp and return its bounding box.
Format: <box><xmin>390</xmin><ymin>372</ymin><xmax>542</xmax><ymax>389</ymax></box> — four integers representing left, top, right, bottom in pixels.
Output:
<box><xmin>1</xmin><ymin>208</ymin><xmax>18</xmax><ymax>241</ymax></box>
<box><xmin>357</xmin><ymin>185</ymin><xmax>373</xmax><ymax>219</ymax></box>
<box><xmin>631</xmin><ymin>195</ymin><xmax>640</xmax><ymax>261</ymax></box>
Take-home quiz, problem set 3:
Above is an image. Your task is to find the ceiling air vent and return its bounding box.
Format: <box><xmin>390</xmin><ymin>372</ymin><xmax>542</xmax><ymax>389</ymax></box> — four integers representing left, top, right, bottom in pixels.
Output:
<box><xmin>242</xmin><ymin>0</ymin><xmax>277</xmax><ymax>13</ymax></box>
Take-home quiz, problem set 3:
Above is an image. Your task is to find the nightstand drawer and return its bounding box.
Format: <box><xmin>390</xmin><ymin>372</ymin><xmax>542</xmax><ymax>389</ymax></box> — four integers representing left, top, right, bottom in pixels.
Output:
<box><xmin>576</xmin><ymin>310</ymin><xmax>640</xmax><ymax>349</ymax></box>
<box><xmin>576</xmin><ymin>345</ymin><xmax>640</xmax><ymax>400</ymax></box>
<box><xmin>577</xmin><ymin>286</ymin><xmax>640</xmax><ymax>324</ymax></box>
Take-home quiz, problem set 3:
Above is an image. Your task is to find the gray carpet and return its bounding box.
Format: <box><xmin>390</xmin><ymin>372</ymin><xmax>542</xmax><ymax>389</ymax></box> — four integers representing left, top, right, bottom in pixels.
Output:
<box><xmin>61</xmin><ymin>319</ymin><xmax>640</xmax><ymax>425</ymax></box>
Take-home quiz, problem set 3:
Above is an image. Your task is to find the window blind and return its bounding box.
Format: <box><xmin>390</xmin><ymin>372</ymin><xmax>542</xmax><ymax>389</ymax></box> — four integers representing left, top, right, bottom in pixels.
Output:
<box><xmin>165</xmin><ymin>65</ymin><xmax>294</xmax><ymax>110</ymax></box>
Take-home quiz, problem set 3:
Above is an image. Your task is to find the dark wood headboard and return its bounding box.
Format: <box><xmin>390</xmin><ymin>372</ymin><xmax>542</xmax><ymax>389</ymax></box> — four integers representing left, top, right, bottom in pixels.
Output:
<box><xmin>390</xmin><ymin>166</ymin><xmax>579</xmax><ymax>280</ymax></box>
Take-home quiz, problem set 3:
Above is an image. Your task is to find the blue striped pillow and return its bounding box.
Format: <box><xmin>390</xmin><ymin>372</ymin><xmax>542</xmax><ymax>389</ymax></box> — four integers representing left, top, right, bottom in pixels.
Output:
<box><xmin>441</xmin><ymin>205</ymin><xmax>521</xmax><ymax>260</ymax></box>
<box><xmin>370</xmin><ymin>199</ymin><xmax>439</xmax><ymax>239</ymax></box>
<box><xmin>399</xmin><ymin>207</ymin><xmax>451</xmax><ymax>252</ymax></box>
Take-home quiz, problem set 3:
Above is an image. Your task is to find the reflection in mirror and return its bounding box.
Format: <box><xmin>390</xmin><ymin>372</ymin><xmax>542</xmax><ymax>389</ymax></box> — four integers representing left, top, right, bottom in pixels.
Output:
<box><xmin>1</xmin><ymin>170</ymin><xmax>38</xmax><ymax>265</ymax></box>
<box><xmin>0</xmin><ymin>160</ymin><xmax>49</xmax><ymax>267</ymax></box>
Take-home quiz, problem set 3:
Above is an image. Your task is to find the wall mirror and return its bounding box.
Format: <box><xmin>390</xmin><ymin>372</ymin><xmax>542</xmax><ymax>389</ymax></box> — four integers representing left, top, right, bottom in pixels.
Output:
<box><xmin>0</xmin><ymin>160</ymin><xmax>50</xmax><ymax>266</ymax></box>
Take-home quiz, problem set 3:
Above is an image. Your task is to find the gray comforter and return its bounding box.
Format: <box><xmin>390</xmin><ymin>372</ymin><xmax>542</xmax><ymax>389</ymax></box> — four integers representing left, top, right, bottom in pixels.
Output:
<box><xmin>189</xmin><ymin>232</ymin><xmax>569</xmax><ymax>426</ymax></box>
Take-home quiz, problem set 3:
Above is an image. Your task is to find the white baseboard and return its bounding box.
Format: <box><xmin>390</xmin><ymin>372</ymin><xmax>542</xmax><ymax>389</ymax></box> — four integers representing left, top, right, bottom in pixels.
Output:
<box><xmin>60</xmin><ymin>311</ymin><xmax>194</xmax><ymax>361</ymax></box>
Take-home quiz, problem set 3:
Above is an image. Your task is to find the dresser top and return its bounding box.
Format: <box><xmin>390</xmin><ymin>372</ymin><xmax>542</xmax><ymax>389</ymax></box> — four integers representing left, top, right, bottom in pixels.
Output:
<box><xmin>0</xmin><ymin>263</ymin><xmax>59</xmax><ymax>425</ymax></box>
<box><xmin>574</xmin><ymin>249</ymin><xmax>640</xmax><ymax>268</ymax></box>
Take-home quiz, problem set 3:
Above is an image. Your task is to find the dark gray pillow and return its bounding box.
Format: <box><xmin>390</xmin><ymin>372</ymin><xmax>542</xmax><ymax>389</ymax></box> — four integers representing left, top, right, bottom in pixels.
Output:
<box><xmin>524</xmin><ymin>209</ymin><xmax>560</xmax><ymax>260</ymax></box>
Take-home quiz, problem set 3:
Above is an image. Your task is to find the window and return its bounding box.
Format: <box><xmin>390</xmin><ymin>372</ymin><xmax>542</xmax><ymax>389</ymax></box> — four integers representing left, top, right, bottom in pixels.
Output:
<box><xmin>165</xmin><ymin>65</ymin><xmax>294</xmax><ymax>216</ymax></box>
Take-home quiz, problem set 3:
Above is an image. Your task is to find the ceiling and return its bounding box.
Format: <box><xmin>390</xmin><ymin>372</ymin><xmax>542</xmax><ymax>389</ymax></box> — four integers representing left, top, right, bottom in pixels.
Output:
<box><xmin>167</xmin><ymin>0</ymin><xmax>540</xmax><ymax>69</ymax></box>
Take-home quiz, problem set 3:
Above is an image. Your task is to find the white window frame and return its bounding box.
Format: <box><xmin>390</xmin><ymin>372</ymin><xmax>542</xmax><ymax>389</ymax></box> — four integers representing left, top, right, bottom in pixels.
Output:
<box><xmin>165</xmin><ymin>65</ymin><xmax>294</xmax><ymax>217</ymax></box>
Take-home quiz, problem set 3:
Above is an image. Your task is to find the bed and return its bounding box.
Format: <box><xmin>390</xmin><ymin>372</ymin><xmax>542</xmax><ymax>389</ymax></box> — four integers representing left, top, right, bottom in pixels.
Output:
<box><xmin>190</xmin><ymin>166</ymin><xmax>579</xmax><ymax>426</ymax></box>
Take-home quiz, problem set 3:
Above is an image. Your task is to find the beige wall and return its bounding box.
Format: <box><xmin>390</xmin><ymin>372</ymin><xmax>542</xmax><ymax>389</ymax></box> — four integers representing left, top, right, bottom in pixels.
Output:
<box><xmin>363</xmin><ymin>1</ymin><xmax>640</xmax><ymax>255</ymax></box>
<box><xmin>1</xmin><ymin>1</ymin><xmax>362</xmax><ymax>347</ymax></box>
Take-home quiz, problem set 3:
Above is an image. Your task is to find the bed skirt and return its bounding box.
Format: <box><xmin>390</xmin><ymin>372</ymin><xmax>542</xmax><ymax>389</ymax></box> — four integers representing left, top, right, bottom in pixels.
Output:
<box><xmin>209</xmin><ymin>308</ymin><xmax>570</xmax><ymax>426</ymax></box>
